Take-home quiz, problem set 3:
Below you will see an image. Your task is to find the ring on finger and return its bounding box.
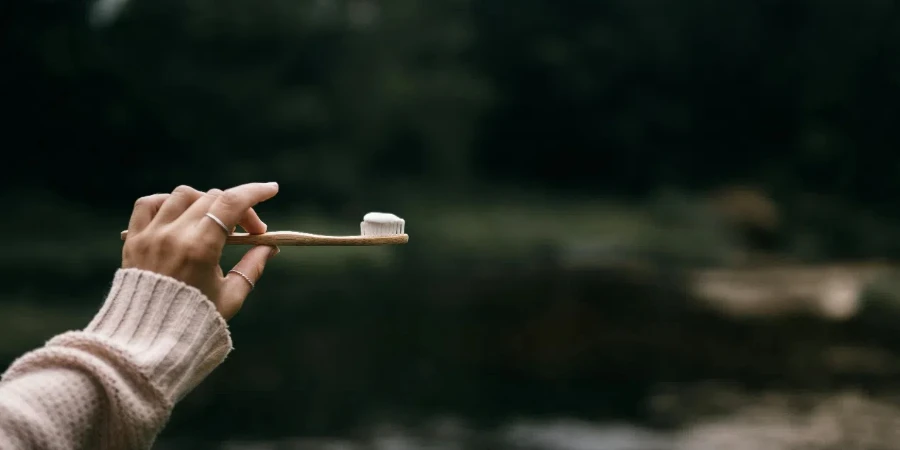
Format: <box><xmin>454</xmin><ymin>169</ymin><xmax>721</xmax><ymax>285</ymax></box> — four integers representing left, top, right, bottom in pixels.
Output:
<box><xmin>228</xmin><ymin>269</ymin><xmax>255</xmax><ymax>290</ymax></box>
<box><xmin>205</xmin><ymin>212</ymin><xmax>230</xmax><ymax>235</ymax></box>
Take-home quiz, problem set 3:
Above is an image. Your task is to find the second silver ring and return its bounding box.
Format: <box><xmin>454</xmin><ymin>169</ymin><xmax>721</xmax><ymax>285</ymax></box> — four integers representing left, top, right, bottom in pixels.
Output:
<box><xmin>228</xmin><ymin>269</ymin><xmax>255</xmax><ymax>290</ymax></box>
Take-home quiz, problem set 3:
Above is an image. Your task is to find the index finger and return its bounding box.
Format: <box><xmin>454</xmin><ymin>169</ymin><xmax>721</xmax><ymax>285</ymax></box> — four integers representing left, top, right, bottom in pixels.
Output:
<box><xmin>202</xmin><ymin>182</ymin><xmax>279</xmax><ymax>236</ymax></box>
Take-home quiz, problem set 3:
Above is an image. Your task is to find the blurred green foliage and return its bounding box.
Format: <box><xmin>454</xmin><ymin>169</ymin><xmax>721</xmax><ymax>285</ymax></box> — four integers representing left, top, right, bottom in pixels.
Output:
<box><xmin>4</xmin><ymin>0</ymin><xmax>900</xmax><ymax>215</ymax></box>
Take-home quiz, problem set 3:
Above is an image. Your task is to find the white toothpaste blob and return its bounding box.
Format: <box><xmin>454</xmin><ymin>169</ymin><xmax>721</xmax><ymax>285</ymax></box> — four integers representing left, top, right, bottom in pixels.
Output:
<box><xmin>360</xmin><ymin>212</ymin><xmax>406</xmax><ymax>236</ymax></box>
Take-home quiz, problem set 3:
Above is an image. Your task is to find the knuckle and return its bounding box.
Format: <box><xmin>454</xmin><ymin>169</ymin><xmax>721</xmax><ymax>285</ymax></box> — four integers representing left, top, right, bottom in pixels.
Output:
<box><xmin>172</xmin><ymin>185</ymin><xmax>197</xmax><ymax>196</ymax></box>
<box><xmin>133</xmin><ymin>195</ymin><xmax>152</xmax><ymax>208</ymax></box>
<box><xmin>126</xmin><ymin>234</ymin><xmax>148</xmax><ymax>251</ymax></box>
<box><xmin>124</xmin><ymin>234</ymin><xmax>153</xmax><ymax>259</ymax></box>
<box><xmin>203</xmin><ymin>190</ymin><xmax>223</xmax><ymax>202</ymax></box>
<box><xmin>158</xmin><ymin>232</ymin><xmax>179</xmax><ymax>249</ymax></box>
<box><xmin>220</xmin><ymin>190</ymin><xmax>243</xmax><ymax>208</ymax></box>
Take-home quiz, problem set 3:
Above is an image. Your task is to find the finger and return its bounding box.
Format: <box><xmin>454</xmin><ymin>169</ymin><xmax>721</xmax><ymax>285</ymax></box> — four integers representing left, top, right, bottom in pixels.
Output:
<box><xmin>202</xmin><ymin>182</ymin><xmax>279</xmax><ymax>236</ymax></box>
<box><xmin>238</xmin><ymin>207</ymin><xmax>267</xmax><ymax>234</ymax></box>
<box><xmin>218</xmin><ymin>245</ymin><xmax>279</xmax><ymax>320</ymax></box>
<box><xmin>153</xmin><ymin>185</ymin><xmax>205</xmax><ymax>224</ymax></box>
<box><xmin>181</xmin><ymin>188</ymin><xmax>224</xmax><ymax>220</ymax></box>
<box><xmin>127</xmin><ymin>193</ymin><xmax>169</xmax><ymax>234</ymax></box>
<box><xmin>181</xmin><ymin>188</ymin><xmax>267</xmax><ymax>234</ymax></box>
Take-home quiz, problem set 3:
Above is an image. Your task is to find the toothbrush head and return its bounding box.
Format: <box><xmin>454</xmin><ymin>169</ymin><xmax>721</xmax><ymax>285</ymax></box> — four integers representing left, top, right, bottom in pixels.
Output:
<box><xmin>360</xmin><ymin>212</ymin><xmax>406</xmax><ymax>236</ymax></box>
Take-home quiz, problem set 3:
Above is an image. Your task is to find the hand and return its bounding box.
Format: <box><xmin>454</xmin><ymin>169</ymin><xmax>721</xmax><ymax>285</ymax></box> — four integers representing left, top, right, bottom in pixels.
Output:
<box><xmin>121</xmin><ymin>182</ymin><xmax>281</xmax><ymax>320</ymax></box>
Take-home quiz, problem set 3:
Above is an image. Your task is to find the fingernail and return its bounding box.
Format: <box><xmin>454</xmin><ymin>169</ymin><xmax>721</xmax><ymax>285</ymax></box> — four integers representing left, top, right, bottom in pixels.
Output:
<box><xmin>269</xmin><ymin>245</ymin><xmax>280</xmax><ymax>258</ymax></box>
<box><xmin>267</xmin><ymin>182</ymin><xmax>279</xmax><ymax>188</ymax></box>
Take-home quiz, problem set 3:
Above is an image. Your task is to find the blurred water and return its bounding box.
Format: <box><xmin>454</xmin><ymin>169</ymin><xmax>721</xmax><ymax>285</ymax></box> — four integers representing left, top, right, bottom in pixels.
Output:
<box><xmin>155</xmin><ymin>390</ymin><xmax>900</xmax><ymax>450</ymax></box>
<box><xmin>158</xmin><ymin>420</ymin><xmax>670</xmax><ymax>450</ymax></box>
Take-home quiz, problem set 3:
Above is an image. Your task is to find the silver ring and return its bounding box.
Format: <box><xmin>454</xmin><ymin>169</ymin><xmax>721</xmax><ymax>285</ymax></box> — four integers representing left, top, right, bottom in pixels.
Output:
<box><xmin>205</xmin><ymin>212</ymin><xmax>230</xmax><ymax>234</ymax></box>
<box><xmin>228</xmin><ymin>269</ymin><xmax>255</xmax><ymax>290</ymax></box>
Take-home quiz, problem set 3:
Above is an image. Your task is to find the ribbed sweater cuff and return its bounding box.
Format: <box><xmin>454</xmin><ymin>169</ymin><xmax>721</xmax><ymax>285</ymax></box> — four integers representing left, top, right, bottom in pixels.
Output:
<box><xmin>77</xmin><ymin>268</ymin><xmax>233</xmax><ymax>404</ymax></box>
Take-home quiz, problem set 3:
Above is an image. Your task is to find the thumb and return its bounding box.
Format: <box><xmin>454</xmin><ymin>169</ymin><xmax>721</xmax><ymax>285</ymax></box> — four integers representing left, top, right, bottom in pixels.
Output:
<box><xmin>220</xmin><ymin>245</ymin><xmax>279</xmax><ymax>320</ymax></box>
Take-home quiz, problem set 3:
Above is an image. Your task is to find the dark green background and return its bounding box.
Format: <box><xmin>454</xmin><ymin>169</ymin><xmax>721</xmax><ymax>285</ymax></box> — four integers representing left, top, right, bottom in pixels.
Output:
<box><xmin>3</xmin><ymin>0</ymin><xmax>900</xmax><ymax>447</ymax></box>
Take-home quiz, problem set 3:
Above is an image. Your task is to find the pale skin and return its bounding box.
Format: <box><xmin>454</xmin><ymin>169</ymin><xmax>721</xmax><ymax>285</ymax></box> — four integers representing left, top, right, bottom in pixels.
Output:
<box><xmin>122</xmin><ymin>182</ymin><xmax>281</xmax><ymax>320</ymax></box>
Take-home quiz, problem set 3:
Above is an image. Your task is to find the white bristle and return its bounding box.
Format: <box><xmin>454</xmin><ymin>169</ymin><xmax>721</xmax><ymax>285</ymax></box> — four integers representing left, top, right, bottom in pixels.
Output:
<box><xmin>360</xmin><ymin>212</ymin><xmax>405</xmax><ymax>236</ymax></box>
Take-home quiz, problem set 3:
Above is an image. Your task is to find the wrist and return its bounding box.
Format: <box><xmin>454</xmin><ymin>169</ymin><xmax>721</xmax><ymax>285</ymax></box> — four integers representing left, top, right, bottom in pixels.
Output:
<box><xmin>76</xmin><ymin>268</ymin><xmax>233</xmax><ymax>403</ymax></box>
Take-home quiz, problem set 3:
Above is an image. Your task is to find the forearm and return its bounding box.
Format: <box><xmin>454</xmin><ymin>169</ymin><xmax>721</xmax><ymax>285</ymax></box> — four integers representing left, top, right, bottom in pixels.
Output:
<box><xmin>0</xmin><ymin>269</ymin><xmax>233</xmax><ymax>450</ymax></box>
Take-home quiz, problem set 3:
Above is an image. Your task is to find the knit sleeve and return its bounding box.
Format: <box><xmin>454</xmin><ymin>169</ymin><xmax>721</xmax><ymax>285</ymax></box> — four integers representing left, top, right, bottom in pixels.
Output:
<box><xmin>0</xmin><ymin>268</ymin><xmax>233</xmax><ymax>450</ymax></box>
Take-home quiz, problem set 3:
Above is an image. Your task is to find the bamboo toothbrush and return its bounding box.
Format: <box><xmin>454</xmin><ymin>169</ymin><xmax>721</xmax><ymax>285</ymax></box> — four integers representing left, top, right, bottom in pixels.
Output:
<box><xmin>120</xmin><ymin>212</ymin><xmax>408</xmax><ymax>246</ymax></box>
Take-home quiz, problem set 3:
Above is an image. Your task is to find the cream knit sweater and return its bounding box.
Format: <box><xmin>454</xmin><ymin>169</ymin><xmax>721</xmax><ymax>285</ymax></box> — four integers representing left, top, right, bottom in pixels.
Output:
<box><xmin>0</xmin><ymin>268</ymin><xmax>234</xmax><ymax>449</ymax></box>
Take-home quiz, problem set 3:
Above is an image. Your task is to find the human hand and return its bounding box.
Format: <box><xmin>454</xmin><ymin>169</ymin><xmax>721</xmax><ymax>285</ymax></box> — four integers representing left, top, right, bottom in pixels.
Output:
<box><xmin>121</xmin><ymin>182</ymin><xmax>280</xmax><ymax>320</ymax></box>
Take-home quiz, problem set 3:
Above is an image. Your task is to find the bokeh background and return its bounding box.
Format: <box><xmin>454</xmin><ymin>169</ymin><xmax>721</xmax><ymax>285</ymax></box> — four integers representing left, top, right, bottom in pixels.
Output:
<box><xmin>4</xmin><ymin>0</ymin><xmax>900</xmax><ymax>448</ymax></box>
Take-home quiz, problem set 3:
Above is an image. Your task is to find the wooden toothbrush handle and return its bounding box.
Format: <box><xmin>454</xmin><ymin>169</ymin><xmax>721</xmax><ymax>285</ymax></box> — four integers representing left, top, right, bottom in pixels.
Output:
<box><xmin>120</xmin><ymin>230</ymin><xmax>409</xmax><ymax>246</ymax></box>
